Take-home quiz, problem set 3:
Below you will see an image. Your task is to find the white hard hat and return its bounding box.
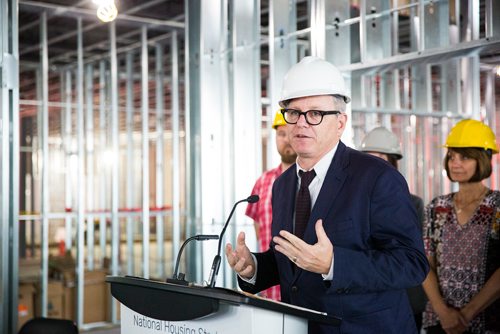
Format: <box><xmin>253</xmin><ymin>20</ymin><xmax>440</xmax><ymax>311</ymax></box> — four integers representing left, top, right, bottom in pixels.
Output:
<box><xmin>360</xmin><ymin>126</ymin><xmax>403</xmax><ymax>159</ymax></box>
<box><xmin>279</xmin><ymin>56</ymin><xmax>351</xmax><ymax>107</ymax></box>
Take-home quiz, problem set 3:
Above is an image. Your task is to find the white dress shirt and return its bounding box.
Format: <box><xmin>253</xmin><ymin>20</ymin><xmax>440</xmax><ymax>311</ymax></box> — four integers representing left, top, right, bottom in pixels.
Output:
<box><xmin>296</xmin><ymin>144</ymin><xmax>338</xmax><ymax>280</ymax></box>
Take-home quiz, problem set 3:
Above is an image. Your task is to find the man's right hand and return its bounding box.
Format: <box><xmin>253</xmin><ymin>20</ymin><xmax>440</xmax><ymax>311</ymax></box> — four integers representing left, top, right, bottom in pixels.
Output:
<box><xmin>225</xmin><ymin>231</ymin><xmax>255</xmax><ymax>279</ymax></box>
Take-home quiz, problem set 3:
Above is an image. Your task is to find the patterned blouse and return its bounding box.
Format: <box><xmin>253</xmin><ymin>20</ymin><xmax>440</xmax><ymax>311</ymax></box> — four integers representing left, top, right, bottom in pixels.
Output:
<box><xmin>422</xmin><ymin>189</ymin><xmax>500</xmax><ymax>333</ymax></box>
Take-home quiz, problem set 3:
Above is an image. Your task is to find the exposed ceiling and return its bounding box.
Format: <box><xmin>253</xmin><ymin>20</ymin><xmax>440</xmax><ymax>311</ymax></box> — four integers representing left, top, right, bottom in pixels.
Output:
<box><xmin>16</xmin><ymin>1</ymin><xmax>500</xmax><ymax>133</ymax></box>
<box><xmin>19</xmin><ymin>0</ymin><xmax>185</xmax><ymax>67</ymax></box>
<box><xmin>18</xmin><ymin>0</ymin><xmax>187</xmax><ymax>133</ymax></box>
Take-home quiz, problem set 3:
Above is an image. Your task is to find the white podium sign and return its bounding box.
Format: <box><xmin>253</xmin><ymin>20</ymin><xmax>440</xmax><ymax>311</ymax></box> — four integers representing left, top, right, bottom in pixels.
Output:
<box><xmin>120</xmin><ymin>303</ymin><xmax>307</xmax><ymax>334</ymax></box>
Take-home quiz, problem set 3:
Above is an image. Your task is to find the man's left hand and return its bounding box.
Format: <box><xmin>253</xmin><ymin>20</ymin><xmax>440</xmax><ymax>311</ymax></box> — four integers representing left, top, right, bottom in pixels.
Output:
<box><xmin>273</xmin><ymin>219</ymin><xmax>333</xmax><ymax>274</ymax></box>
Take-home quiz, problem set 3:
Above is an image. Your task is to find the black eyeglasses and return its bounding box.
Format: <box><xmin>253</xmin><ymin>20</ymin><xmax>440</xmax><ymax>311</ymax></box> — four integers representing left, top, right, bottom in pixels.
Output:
<box><xmin>280</xmin><ymin>108</ymin><xmax>341</xmax><ymax>126</ymax></box>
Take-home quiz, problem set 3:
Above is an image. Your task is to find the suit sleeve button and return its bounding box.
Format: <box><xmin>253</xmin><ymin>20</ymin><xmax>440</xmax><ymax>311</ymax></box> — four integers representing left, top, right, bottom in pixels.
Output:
<box><xmin>336</xmin><ymin>288</ymin><xmax>344</xmax><ymax>294</ymax></box>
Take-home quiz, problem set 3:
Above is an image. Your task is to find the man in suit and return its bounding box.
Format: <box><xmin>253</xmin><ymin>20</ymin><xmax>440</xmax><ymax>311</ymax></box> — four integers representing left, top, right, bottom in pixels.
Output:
<box><xmin>225</xmin><ymin>56</ymin><xmax>429</xmax><ymax>333</ymax></box>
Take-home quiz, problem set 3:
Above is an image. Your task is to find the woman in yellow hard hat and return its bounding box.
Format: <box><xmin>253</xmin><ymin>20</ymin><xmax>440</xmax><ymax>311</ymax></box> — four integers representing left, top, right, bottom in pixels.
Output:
<box><xmin>422</xmin><ymin>119</ymin><xmax>500</xmax><ymax>334</ymax></box>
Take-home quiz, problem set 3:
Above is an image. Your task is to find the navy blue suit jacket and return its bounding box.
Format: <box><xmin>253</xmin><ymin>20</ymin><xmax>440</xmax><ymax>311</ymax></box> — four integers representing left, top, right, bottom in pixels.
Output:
<box><xmin>238</xmin><ymin>142</ymin><xmax>429</xmax><ymax>333</ymax></box>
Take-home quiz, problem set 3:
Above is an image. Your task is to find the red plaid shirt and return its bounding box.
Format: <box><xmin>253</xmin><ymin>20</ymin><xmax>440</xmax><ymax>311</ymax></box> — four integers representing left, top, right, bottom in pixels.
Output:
<box><xmin>245</xmin><ymin>165</ymin><xmax>283</xmax><ymax>301</ymax></box>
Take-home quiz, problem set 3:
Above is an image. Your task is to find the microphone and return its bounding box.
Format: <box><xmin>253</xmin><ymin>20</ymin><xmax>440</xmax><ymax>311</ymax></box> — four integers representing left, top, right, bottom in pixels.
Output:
<box><xmin>167</xmin><ymin>234</ymin><xmax>219</xmax><ymax>285</ymax></box>
<box><xmin>207</xmin><ymin>194</ymin><xmax>259</xmax><ymax>288</ymax></box>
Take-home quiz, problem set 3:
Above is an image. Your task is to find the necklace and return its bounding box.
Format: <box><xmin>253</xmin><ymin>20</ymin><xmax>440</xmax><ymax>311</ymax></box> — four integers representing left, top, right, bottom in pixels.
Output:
<box><xmin>454</xmin><ymin>188</ymin><xmax>488</xmax><ymax>214</ymax></box>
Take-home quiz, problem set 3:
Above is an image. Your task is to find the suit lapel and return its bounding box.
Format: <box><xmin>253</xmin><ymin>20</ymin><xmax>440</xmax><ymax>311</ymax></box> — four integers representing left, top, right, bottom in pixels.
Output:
<box><xmin>280</xmin><ymin>169</ymin><xmax>298</xmax><ymax>234</ymax></box>
<box><xmin>275</xmin><ymin>169</ymin><xmax>298</xmax><ymax>277</ymax></box>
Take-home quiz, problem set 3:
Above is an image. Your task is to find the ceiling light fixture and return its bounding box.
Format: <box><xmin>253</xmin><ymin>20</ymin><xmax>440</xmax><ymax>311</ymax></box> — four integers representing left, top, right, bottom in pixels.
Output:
<box><xmin>94</xmin><ymin>0</ymin><xmax>118</xmax><ymax>23</ymax></box>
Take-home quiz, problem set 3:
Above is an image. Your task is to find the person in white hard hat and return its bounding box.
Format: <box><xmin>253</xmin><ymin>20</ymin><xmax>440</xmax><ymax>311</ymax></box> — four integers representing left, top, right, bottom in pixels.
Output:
<box><xmin>225</xmin><ymin>56</ymin><xmax>429</xmax><ymax>334</ymax></box>
<box><xmin>245</xmin><ymin>111</ymin><xmax>297</xmax><ymax>301</ymax></box>
<box><xmin>359</xmin><ymin>126</ymin><xmax>427</xmax><ymax>332</ymax></box>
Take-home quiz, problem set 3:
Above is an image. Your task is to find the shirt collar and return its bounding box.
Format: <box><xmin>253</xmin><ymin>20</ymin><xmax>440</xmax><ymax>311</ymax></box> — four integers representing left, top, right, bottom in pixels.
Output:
<box><xmin>295</xmin><ymin>143</ymin><xmax>339</xmax><ymax>182</ymax></box>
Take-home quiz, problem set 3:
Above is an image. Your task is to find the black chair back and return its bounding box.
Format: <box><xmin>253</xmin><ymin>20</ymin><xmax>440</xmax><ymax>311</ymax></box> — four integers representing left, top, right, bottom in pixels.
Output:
<box><xmin>18</xmin><ymin>318</ymin><xmax>78</xmax><ymax>334</ymax></box>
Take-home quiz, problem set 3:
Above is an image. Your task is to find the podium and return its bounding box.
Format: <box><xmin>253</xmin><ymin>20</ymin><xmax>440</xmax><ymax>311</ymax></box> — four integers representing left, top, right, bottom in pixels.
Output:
<box><xmin>107</xmin><ymin>276</ymin><xmax>340</xmax><ymax>334</ymax></box>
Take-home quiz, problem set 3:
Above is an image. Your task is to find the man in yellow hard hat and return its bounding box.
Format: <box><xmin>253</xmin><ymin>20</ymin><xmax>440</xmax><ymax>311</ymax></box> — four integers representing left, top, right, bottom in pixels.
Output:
<box><xmin>245</xmin><ymin>111</ymin><xmax>297</xmax><ymax>301</ymax></box>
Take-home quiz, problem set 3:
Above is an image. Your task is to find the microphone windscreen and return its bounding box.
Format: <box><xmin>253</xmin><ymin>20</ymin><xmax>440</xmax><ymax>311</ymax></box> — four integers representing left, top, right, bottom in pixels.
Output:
<box><xmin>247</xmin><ymin>194</ymin><xmax>259</xmax><ymax>203</ymax></box>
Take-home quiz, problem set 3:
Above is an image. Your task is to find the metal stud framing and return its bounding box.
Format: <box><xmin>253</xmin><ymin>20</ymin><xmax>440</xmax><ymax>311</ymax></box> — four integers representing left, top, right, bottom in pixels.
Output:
<box><xmin>76</xmin><ymin>17</ymin><xmax>85</xmax><ymax>327</ymax></box>
<box><xmin>226</xmin><ymin>0</ymin><xmax>262</xmax><ymax>287</ymax></box>
<box><xmin>140</xmin><ymin>25</ymin><xmax>150</xmax><ymax>279</ymax></box>
<box><xmin>2</xmin><ymin>1</ymin><xmax>500</xmax><ymax>332</ymax></box>
<box><xmin>268</xmin><ymin>0</ymin><xmax>297</xmax><ymax>167</ymax></box>
<box><xmin>40</xmin><ymin>11</ymin><xmax>50</xmax><ymax>318</ymax></box>
<box><xmin>171</xmin><ymin>30</ymin><xmax>181</xmax><ymax>279</ymax></box>
<box><xmin>155</xmin><ymin>43</ymin><xmax>165</xmax><ymax>278</ymax></box>
<box><xmin>1</xmin><ymin>0</ymin><xmax>19</xmax><ymax>332</ymax></box>
<box><xmin>6</xmin><ymin>1</ymin><xmax>190</xmax><ymax>331</ymax></box>
<box><xmin>109</xmin><ymin>21</ymin><xmax>120</xmax><ymax>323</ymax></box>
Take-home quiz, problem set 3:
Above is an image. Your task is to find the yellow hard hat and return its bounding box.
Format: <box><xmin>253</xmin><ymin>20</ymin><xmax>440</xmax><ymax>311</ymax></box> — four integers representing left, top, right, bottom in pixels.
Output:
<box><xmin>444</xmin><ymin>119</ymin><xmax>498</xmax><ymax>154</ymax></box>
<box><xmin>272</xmin><ymin>111</ymin><xmax>286</xmax><ymax>129</ymax></box>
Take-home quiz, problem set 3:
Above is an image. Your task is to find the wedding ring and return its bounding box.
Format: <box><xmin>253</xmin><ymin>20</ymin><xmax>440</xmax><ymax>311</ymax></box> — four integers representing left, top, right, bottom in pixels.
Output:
<box><xmin>292</xmin><ymin>256</ymin><xmax>297</xmax><ymax>263</ymax></box>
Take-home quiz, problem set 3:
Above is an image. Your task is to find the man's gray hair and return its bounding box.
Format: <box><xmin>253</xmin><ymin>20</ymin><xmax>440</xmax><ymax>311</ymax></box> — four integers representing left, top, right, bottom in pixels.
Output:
<box><xmin>332</xmin><ymin>95</ymin><xmax>347</xmax><ymax>113</ymax></box>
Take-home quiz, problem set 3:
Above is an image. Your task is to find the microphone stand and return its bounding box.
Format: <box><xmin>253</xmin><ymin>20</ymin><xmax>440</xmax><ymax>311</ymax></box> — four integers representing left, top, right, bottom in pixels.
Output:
<box><xmin>207</xmin><ymin>195</ymin><xmax>259</xmax><ymax>288</ymax></box>
<box><xmin>167</xmin><ymin>234</ymin><xmax>218</xmax><ymax>285</ymax></box>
